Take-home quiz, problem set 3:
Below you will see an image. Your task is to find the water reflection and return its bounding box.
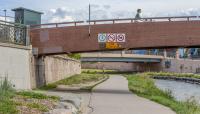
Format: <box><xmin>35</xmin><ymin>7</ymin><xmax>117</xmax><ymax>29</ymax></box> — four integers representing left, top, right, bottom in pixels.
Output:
<box><xmin>155</xmin><ymin>79</ymin><xmax>200</xmax><ymax>104</ymax></box>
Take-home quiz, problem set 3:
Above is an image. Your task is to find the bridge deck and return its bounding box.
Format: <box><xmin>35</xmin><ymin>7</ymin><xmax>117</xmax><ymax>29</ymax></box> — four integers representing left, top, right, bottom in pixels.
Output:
<box><xmin>81</xmin><ymin>53</ymin><xmax>163</xmax><ymax>63</ymax></box>
<box><xmin>30</xmin><ymin>16</ymin><xmax>200</xmax><ymax>55</ymax></box>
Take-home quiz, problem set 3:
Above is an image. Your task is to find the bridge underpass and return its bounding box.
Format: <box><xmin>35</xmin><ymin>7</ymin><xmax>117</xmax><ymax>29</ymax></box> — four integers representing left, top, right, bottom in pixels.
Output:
<box><xmin>30</xmin><ymin>16</ymin><xmax>200</xmax><ymax>55</ymax></box>
<box><xmin>81</xmin><ymin>53</ymin><xmax>163</xmax><ymax>63</ymax></box>
<box><xmin>81</xmin><ymin>53</ymin><xmax>163</xmax><ymax>72</ymax></box>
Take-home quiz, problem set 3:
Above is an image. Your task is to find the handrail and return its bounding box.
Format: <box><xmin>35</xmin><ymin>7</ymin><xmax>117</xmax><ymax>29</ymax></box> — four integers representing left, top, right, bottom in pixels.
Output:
<box><xmin>0</xmin><ymin>20</ymin><xmax>26</xmax><ymax>27</ymax></box>
<box><xmin>87</xmin><ymin>16</ymin><xmax>198</xmax><ymax>24</ymax></box>
<box><xmin>29</xmin><ymin>16</ymin><xmax>199</xmax><ymax>29</ymax></box>
<box><xmin>30</xmin><ymin>21</ymin><xmax>84</xmax><ymax>28</ymax></box>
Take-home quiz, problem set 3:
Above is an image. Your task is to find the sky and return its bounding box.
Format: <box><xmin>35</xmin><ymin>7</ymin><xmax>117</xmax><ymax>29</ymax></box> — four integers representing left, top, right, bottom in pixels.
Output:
<box><xmin>0</xmin><ymin>0</ymin><xmax>200</xmax><ymax>23</ymax></box>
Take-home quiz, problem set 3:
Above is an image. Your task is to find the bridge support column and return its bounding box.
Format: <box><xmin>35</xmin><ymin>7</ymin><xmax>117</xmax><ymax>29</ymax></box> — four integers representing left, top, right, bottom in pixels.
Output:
<box><xmin>121</xmin><ymin>51</ymin><xmax>125</xmax><ymax>57</ymax></box>
<box><xmin>164</xmin><ymin>49</ymin><xmax>167</xmax><ymax>58</ymax></box>
<box><xmin>176</xmin><ymin>49</ymin><xmax>180</xmax><ymax>59</ymax></box>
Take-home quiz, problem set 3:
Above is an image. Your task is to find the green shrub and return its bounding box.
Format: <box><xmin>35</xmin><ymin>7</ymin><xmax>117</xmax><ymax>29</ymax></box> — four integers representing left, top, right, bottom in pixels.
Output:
<box><xmin>68</xmin><ymin>53</ymin><xmax>81</xmax><ymax>60</ymax></box>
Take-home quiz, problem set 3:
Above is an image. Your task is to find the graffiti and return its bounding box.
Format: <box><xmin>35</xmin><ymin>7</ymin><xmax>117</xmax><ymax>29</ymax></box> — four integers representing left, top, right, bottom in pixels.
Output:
<box><xmin>98</xmin><ymin>33</ymin><xmax>126</xmax><ymax>43</ymax></box>
<box><xmin>106</xmin><ymin>42</ymin><xmax>121</xmax><ymax>49</ymax></box>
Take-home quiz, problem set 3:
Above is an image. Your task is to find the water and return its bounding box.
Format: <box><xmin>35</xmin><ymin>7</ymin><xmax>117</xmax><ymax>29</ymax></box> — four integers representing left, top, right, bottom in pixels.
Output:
<box><xmin>155</xmin><ymin>79</ymin><xmax>200</xmax><ymax>103</ymax></box>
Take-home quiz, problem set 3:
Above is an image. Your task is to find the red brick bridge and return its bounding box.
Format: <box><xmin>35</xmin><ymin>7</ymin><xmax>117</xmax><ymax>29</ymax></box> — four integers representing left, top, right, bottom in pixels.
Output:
<box><xmin>30</xmin><ymin>16</ymin><xmax>200</xmax><ymax>55</ymax></box>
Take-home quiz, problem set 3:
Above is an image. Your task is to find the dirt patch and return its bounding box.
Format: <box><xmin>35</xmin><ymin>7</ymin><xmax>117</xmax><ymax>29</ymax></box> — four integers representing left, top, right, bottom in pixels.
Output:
<box><xmin>13</xmin><ymin>95</ymin><xmax>57</xmax><ymax>114</ymax></box>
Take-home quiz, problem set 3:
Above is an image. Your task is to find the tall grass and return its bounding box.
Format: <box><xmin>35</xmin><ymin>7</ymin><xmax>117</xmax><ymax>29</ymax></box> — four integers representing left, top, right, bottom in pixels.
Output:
<box><xmin>145</xmin><ymin>72</ymin><xmax>200</xmax><ymax>79</ymax></box>
<box><xmin>127</xmin><ymin>74</ymin><xmax>200</xmax><ymax>114</ymax></box>
<box><xmin>0</xmin><ymin>77</ymin><xmax>15</xmax><ymax>99</ymax></box>
<box><xmin>0</xmin><ymin>77</ymin><xmax>18</xmax><ymax>114</ymax></box>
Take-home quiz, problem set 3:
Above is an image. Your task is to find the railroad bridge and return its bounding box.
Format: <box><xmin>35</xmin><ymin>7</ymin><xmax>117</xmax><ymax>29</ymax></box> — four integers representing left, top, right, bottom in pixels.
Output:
<box><xmin>30</xmin><ymin>16</ymin><xmax>200</xmax><ymax>55</ymax></box>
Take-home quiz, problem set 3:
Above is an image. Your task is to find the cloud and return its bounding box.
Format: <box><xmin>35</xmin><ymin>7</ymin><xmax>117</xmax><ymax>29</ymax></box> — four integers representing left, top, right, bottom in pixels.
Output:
<box><xmin>103</xmin><ymin>5</ymin><xmax>111</xmax><ymax>9</ymax></box>
<box><xmin>90</xmin><ymin>4</ymin><xmax>100</xmax><ymax>9</ymax></box>
<box><xmin>44</xmin><ymin>4</ymin><xmax>200</xmax><ymax>23</ymax></box>
<box><xmin>0</xmin><ymin>16</ymin><xmax>13</xmax><ymax>22</ymax></box>
<box><xmin>178</xmin><ymin>8</ymin><xmax>200</xmax><ymax>16</ymax></box>
<box><xmin>45</xmin><ymin>4</ymin><xmax>134</xmax><ymax>23</ymax></box>
<box><xmin>49</xmin><ymin>16</ymin><xmax>74</xmax><ymax>23</ymax></box>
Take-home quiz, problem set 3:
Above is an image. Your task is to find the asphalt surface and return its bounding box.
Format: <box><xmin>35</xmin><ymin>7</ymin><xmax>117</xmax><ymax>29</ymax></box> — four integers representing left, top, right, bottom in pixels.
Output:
<box><xmin>89</xmin><ymin>75</ymin><xmax>176</xmax><ymax>114</ymax></box>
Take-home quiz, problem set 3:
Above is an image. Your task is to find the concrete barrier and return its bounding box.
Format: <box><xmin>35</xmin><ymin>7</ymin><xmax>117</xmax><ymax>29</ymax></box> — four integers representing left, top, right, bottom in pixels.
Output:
<box><xmin>153</xmin><ymin>76</ymin><xmax>200</xmax><ymax>85</ymax></box>
<box><xmin>0</xmin><ymin>43</ymin><xmax>81</xmax><ymax>89</ymax></box>
<box><xmin>161</xmin><ymin>58</ymin><xmax>200</xmax><ymax>73</ymax></box>
<box><xmin>33</xmin><ymin>55</ymin><xmax>81</xmax><ymax>88</ymax></box>
<box><xmin>0</xmin><ymin>43</ymin><xmax>32</xmax><ymax>89</ymax></box>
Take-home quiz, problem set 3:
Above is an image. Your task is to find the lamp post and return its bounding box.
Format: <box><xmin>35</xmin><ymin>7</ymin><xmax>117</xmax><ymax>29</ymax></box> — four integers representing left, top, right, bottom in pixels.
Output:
<box><xmin>3</xmin><ymin>9</ymin><xmax>7</xmax><ymax>22</ymax></box>
<box><xmin>88</xmin><ymin>0</ymin><xmax>92</xmax><ymax>38</ymax></box>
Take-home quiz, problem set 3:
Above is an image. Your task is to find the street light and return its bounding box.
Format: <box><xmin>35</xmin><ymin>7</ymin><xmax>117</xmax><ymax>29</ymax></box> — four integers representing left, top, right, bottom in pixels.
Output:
<box><xmin>88</xmin><ymin>0</ymin><xmax>91</xmax><ymax>38</ymax></box>
<box><xmin>3</xmin><ymin>9</ymin><xmax>7</xmax><ymax>22</ymax></box>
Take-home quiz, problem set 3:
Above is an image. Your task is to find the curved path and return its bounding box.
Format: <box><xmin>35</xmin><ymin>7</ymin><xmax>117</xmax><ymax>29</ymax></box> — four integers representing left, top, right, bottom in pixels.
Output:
<box><xmin>90</xmin><ymin>75</ymin><xmax>176</xmax><ymax>114</ymax></box>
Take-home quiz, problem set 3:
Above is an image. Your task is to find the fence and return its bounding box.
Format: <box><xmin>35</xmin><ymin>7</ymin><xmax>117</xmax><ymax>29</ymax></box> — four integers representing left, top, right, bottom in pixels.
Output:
<box><xmin>0</xmin><ymin>20</ymin><xmax>27</xmax><ymax>45</ymax></box>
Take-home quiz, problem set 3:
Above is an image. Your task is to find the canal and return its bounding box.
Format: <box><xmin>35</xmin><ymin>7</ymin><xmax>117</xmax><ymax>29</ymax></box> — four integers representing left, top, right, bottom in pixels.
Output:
<box><xmin>155</xmin><ymin>79</ymin><xmax>200</xmax><ymax>104</ymax></box>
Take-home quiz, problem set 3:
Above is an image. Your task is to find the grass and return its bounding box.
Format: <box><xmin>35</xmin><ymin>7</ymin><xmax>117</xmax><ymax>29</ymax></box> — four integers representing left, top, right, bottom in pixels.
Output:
<box><xmin>145</xmin><ymin>72</ymin><xmax>200</xmax><ymax>79</ymax></box>
<box><xmin>17</xmin><ymin>91</ymin><xmax>59</xmax><ymax>101</ymax></box>
<box><xmin>82</xmin><ymin>69</ymin><xmax>117</xmax><ymax>74</ymax></box>
<box><xmin>0</xmin><ymin>77</ymin><xmax>18</xmax><ymax>114</ymax></box>
<box><xmin>27</xmin><ymin>103</ymin><xmax>48</xmax><ymax>112</ymax></box>
<box><xmin>40</xmin><ymin>73</ymin><xmax>108</xmax><ymax>90</ymax></box>
<box><xmin>126</xmin><ymin>73</ymin><xmax>200</xmax><ymax>114</ymax></box>
<box><xmin>0</xmin><ymin>77</ymin><xmax>59</xmax><ymax>114</ymax></box>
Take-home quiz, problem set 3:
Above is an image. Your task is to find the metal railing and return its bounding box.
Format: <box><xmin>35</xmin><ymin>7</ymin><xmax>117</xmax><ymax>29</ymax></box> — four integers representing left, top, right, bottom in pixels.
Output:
<box><xmin>87</xmin><ymin>16</ymin><xmax>198</xmax><ymax>24</ymax></box>
<box><xmin>30</xmin><ymin>16</ymin><xmax>199</xmax><ymax>29</ymax></box>
<box><xmin>30</xmin><ymin>21</ymin><xmax>84</xmax><ymax>29</ymax></box>
<box><xmin>0</xmin><ymin>20</ymin><xmax>27</xmax><ymax>45</ymax></box>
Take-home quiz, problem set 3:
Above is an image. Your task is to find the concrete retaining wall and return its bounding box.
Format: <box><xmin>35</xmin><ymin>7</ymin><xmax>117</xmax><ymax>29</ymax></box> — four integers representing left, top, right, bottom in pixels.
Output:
<box><xmin>44</xmin><ymin>56</ymin><xmax>81</xmax><ymax>84</ymax></box>
<box><xmin>161</xmin><ymin>59</ymin><xmax>200</xmax><ymax>73</ymax></box>
<box><xmin>34</xmin><ymin>56</ymin><xmax>81</xmax><ymax>87</ymax></box>
<box><xmin>82</xmin><ymin>59</ymin><xmax>200</xmax><ymax>73</ymax></box>
<box><xmin>82</xmin><ymin>62</ymin><xmax>160</xmax><ymax>72</ymax></box>
<box><xmin>0</xmin><ymin>43</ymin><xmax>32</xmax><ymax>90</ymax></box>
<box><xmin>0</xmin><ymin>43</ymin><xmax>81</xmax><ymax>89</ymax></box>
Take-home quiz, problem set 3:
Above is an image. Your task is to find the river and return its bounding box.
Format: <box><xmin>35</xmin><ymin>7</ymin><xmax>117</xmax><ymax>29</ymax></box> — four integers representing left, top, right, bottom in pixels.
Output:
<box><xmin>155</xmin><ymin>79</ymin><xmax>200</xmax><ymax>104</ymax></box>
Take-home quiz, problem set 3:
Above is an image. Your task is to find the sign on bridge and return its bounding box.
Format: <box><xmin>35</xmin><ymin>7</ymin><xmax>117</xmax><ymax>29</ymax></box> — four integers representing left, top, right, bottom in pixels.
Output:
<box><xmin>98</xmin><ymin>33</ymin><xmax>126</xmax><ymax>43</ymax></box>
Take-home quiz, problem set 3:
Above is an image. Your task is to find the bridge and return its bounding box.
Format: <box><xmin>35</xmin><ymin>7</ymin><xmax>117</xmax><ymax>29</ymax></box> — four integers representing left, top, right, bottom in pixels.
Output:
<box><xmin>30</xmin><ymin>16</ymin><xmax>200</xmax><ymax>55</ymax></box>
<box><xmin>81</xmin><ymin>53</ymin><xmax>163</xmax><ymax>63</ymax></box>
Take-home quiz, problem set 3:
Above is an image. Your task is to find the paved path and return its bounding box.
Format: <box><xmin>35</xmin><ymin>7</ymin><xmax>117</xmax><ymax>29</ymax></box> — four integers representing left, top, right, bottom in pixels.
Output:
<box><xmin>90</xmin><ymin>75</ymin><xmax>176</xmax><ymax>114</ymax></box>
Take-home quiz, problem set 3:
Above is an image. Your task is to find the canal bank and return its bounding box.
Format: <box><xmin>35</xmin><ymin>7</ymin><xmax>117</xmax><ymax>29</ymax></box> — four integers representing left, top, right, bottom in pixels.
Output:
<box><xmin>155</xmin><ymin>79</ymin><xmax>200</xmax><ymax>104</ymax></box>
<box><xmin>126</xmin><ymin>73</ymin><xmax>200</xmax><ymax>114</ymax></box>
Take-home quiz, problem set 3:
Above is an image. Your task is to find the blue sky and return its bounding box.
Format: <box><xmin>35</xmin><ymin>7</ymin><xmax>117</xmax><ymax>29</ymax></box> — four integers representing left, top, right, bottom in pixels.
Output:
<box><xmin>0</xmin><ymin>0</ymin><xmax>200</xmax><ymax>23</ymax></box>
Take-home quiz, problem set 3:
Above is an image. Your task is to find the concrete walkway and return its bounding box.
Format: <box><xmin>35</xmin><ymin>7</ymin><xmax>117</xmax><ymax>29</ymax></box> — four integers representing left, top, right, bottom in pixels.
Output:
<box><xmin>89</xmin><ymin>75</ymin><xmax>176</xmax><ymax>114</ymax></box>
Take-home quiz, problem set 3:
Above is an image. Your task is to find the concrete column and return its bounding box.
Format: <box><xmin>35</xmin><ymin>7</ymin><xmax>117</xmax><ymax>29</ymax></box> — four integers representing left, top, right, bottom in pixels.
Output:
<box><xmin>121</xmin><ymin>51</ymin><xmax>125</xmax><ymax>57</ymax></box>
<box><xmin>176</xmin><ymin>48</ymin><xmax>180</xmax><ymax>59</ymax></box>
<box><xmin>26</xmin><ymin>25</ymin><xmax>30</xmax><ymax>46</ymax></box>
<box><xmin>164</xmin><ymin>49</ymin><xmax>167</xmax><ymax>58</ymax></box>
